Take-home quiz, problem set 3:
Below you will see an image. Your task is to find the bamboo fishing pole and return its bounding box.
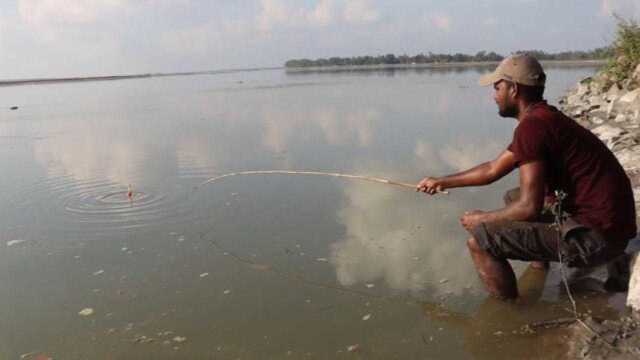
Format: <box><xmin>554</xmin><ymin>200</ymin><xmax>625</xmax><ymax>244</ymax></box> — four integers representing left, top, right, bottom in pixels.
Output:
<box><xmin>195</xmin><ymin>170</ymin><xmax>449</xmax><ymax>194</ymax></box>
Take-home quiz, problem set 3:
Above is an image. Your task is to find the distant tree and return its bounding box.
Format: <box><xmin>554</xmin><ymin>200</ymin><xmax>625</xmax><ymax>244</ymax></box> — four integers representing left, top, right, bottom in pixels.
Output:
<box><xmin>284</xmin><ymin>47</ymin><xmax>611</xmax><ymax>68</ymax></box>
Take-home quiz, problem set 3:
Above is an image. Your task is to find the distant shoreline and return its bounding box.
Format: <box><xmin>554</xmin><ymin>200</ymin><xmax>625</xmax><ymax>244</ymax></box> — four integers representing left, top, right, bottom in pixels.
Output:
<box><xmin>0</xmin><ymin>61</ymin><xmax>605</xmax><ymax>87</ymax></box>
<box><xmin>285</xmin><ymin>60</ymin><xmax>607</xmax><ymax>73</ymax></box>
<box><xmin>0</xmin><ymin>67</ymin><xmax>281</xmax><ymax>87</ymax></box>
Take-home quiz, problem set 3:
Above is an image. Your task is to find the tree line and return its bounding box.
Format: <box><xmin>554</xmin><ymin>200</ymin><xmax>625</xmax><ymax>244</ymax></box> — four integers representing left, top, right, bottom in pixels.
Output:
<box><xmin>285</xmin><ymin>48</ymin><xmax>613</xmax><ymax>68</ymax></box>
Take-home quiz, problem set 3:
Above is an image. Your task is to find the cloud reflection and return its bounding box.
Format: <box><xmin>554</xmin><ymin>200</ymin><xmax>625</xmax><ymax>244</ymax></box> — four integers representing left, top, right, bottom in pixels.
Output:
<box><xmin>330</xmin><ymin>177</ymin><xmax>475</xmax><ymax>295</ymax></box>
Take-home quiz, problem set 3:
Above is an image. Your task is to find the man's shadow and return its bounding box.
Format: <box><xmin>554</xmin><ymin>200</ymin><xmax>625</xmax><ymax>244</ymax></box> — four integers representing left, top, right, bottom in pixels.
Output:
<box><xmin>422</xmin><ymin>264</ymin><xmax>621</xmax><ymax>360</ymax></box>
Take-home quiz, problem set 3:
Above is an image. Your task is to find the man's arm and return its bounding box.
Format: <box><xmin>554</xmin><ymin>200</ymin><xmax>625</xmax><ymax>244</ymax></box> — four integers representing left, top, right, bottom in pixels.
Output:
<box><xmin>460</xmin><ymin>160</ymin><xmax>546</xmax><ymax>230</ymax></box>
<box><xmin>417</xmin><ymin>150</ymin><xmax>517</xmax><ymax>194</ymax></box>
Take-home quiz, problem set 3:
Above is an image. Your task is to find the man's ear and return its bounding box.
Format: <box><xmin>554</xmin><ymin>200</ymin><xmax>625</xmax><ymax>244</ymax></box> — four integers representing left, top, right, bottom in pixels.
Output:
<box><xmin>509</xmin><ymin>82</ymin><xmax>519</xmax><ymax>99</ymax></box>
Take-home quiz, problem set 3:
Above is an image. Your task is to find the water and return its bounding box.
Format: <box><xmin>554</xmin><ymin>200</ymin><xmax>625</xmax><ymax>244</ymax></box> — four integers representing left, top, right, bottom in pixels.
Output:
<box><xmin>0</xmin><ymin>65</ymin><xmax>623</xmax><ymax>359</ymax></box>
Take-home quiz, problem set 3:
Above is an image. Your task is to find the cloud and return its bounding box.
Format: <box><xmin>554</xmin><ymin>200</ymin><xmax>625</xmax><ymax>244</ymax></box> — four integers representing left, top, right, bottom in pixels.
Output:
<box><xmin>329</xmin><ymin>177</ymin><xmax>474</xmax><ymax>294</ymax></box>
<box><xmin>343</xmin><ymin>0</ymin><xmax>380</xmax><ymax>24</ymax></box>
<box><xmin>482</xmin><ymin>17</ymin><xmax>498</xmax><ymax>26</ymax></box>
<box><xmin>438</xmin><ymin>141</ymin><xmax>503</xmax><ymax>172</ymax></box>
<box><xmin>18</xmin><ymin>0</ymin><xmax>127</xmax><ymax>27</ymax></box>
<box><xmin>256</xmin><ymin>0</ymin><xmax>380</xmax><ymax>33</ymax></box>
<box><xmin>428</xmin><ymin>13</ymin><xmax>452</xmax><ymax>31</ymax></box>
<box><xmin>260</xmin><ymin>105</ymin><xmax>378</xmax><ymax>153</ymax></box>
<box><xmin>415</xmin><ymin>139</ymin><xmax>503</xmax><ymax>174</ymax></box>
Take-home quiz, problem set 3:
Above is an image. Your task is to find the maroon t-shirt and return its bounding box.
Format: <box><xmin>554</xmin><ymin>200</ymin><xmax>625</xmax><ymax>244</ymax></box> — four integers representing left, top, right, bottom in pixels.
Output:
<box><xmin>508</xmin><ymin>101</ymin><xmax>636</xmax><ymax>242</ymax></box>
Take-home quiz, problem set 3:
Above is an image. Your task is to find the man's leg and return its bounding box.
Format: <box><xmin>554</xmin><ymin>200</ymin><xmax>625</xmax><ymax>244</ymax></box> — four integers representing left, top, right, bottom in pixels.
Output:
<box><xmin>467</xmin><ymin>236</ymin><xmax>518</xmax><ymax>299</ymax></box>
<box><xmin>503</xmin><ymin>187</ymin><xmax>548</xmax><ymax>270</ymax></box>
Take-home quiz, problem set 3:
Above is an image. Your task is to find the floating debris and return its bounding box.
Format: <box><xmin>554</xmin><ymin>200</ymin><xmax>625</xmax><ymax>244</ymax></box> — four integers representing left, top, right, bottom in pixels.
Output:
<box><xmin>223</xmin><ymin>289</ymin><xmax>231</xmax><ymax>295</ymax></box>
<box><xmin>93</xmin><ymin>270</ymin><xmax>105</xmax><ymax>276</ymax></box>
<box><xmin>362</xmin><ymin>314</ymin><xmax>372</xmax><ymax>321</ymax></box>
<box><xmin>173</xmin><ymin>336</ymin><xmax>187</xmax><ymax>343</ymax></box>
<box><xmin>413</xmin><ymin>256</ymin><xmax>420</xmax><ymax>261</ymax></box>
<box><xmin>199</xmin><ymin>272</ymin><xmax>209</xmax><ymax>278</ymax></box>
<box><xmin>231</xmin><ymin>192</ymin><xmax>239</xmax><ymax>196</ymax></box>
<box><xmin>78</xmin><ymin>308</ymin><xmax>94</xmax><ymax>316</ymax></box>
<box><xmin>365</xmin><ymin>283</ymin><xmax>375</xmax><ymax>288</ymax></box>
<box><xmin>19</xmin><ymin>351</ymin><xmax>39</xmax><ymax>359</ymax></box>
<box><xmin>439</xmin><ymin>278</ymin><xmax>449</xmax><ymax>284</ymax></box>
<box><xmin>10</xmin><ymin>106</ymin><xmax>18</xmax><ymax>111</ymax></box>
<box><xmin>347</xmin><ymin>344</ymin><xmax>360</xmax><ymax>352</ymax></box>
<box><xmin>177</xmin><ymin>236</ymin><xmax>185</xmax><ymax>242</ymax></box>
<box><xmin>6</xmin><ymin>239</ymin><xmax>27</xmax><ymax>247</ymax></box>
<box><xmin>316</xmin><ymin>257</ymin><xmax>328</xmax><ymax>262</ymax></box>
<box><xmin>121</xmin><ymin>247</ymin><xmax>128</xmax><ymax>252</ymax></box>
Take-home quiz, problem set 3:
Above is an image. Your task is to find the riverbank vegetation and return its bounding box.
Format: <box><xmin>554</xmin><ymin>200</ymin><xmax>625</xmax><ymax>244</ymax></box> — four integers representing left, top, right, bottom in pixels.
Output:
<box><xmin>605</xmin><ymin>17</ymin><xmax>640</xmax><ymax>82</ymax></box>
<box><xmin>285</xmin><ymin>48</ymin><xmax>612</xmax><ymax>68</ymax></box>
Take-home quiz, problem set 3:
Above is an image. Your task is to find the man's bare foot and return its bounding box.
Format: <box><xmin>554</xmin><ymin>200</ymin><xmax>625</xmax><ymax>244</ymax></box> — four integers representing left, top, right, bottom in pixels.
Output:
<box><xmin>530</xmin><ymin>261</ymin><xmax>549</xmax><ymax>270</ymax></box>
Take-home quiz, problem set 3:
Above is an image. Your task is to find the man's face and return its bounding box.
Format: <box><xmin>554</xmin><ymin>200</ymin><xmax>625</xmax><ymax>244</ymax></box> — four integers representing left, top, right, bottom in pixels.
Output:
<box><xmin>493</xmin><ymin>80</ymin><xmax>517</xmax><ymax>118</ymax></box>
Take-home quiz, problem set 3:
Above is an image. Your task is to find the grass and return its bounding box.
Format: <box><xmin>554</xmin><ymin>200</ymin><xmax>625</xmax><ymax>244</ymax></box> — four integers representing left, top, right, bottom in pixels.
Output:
<box><xmin>605</xmin><ymin>17</ymin><xmax>640</xmax><ymax>83</ymax></box>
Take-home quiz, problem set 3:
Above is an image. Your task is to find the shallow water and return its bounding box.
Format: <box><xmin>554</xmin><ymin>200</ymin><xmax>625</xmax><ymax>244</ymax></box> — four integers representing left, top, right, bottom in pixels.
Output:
<box><xmin>0</xmin><ymin>65</ymin><xmax>623</xmax><ymax>359</ymax></box>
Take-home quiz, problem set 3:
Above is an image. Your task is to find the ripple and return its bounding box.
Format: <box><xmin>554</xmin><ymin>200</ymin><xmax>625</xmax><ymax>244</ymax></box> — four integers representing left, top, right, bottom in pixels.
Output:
<box><xmin>15</xmin><ymin>175</ymin><xmax>198</xmax><ymax>234</ymax></box>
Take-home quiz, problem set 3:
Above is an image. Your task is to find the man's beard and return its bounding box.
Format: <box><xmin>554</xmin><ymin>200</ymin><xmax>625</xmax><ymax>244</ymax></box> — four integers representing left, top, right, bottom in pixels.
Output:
<box><xmin>498</xmin><ymin>103</ymin><xmax>518</xmax><ymax>118</ymax></box>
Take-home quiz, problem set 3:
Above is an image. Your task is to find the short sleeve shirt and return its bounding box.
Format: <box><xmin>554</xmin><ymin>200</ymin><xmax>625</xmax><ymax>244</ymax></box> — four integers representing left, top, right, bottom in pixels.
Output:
<box><xmin>507</xmin><ymin>102</ymin><xmax>636</xmax><ymax>242</ymax></box>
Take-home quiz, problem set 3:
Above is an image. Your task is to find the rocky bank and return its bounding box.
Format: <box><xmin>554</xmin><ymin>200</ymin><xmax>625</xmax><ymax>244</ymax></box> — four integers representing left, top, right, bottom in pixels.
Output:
<box><xmin>559</xmin><ymin>63</ymin><xmax>640</xmax><ymax>359</ymax></box>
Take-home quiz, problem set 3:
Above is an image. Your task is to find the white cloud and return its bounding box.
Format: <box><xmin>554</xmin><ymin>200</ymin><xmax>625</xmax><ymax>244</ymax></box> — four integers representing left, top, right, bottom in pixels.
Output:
<box><xmin>256</xmin><ymin>0</ymin><xmax>380</xmax><ymax>33</ymax></box>
<box><xmin>482</xmin><ymin>17</ymin><xmax>498</xmax><ymax>26</ymax></box>
<box><xmin>428</xmin><ymin>13</ymin><xmax>452</xmax><ymax>31</ymax></box>
<box><xmin>343</xmin><ymin>0</ymin><xmax>380</xmax><ymax>24</ymax></box>
<box><xmin>309</xmin><ymin>0</ymin><xmax>334</xmax><ymax>26</ymax></box>
<box><xmin>18</xmin><ymin>0</ymin><xmax>127</xmax><ymax>27</ymax></box>
<box><xmin>330</xmin><ymin>178</ymin><xmax>474</xmax><ymax>294</ymax></box>
<box><xmin>438</xmin><ymin>142</ymin><xmax>503</xmax><ymax>172</ymax></box>
<box><xmin>257</xmin><ymin>0</ymin><xmax>291</xmax><ymax>32</ymax></box>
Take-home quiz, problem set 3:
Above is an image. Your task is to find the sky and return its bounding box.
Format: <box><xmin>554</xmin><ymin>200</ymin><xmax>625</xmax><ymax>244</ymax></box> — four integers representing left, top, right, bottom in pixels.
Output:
<box><xmin>0</xmin><ymin>0</ymin><xmax>639</xmax><ymax>79</ymax></box>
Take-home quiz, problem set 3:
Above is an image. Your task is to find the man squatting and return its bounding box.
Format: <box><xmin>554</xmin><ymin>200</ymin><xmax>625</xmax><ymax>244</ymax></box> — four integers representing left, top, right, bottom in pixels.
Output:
<box><xmin>417</xmin><ymin>54</ymin><xmax>637</xmax><ymax>300</ymax></box>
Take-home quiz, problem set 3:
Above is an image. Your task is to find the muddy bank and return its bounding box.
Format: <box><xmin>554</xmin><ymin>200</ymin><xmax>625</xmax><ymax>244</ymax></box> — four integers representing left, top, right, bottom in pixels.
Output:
<box><xmin>559</xmin><ymin>63</ymin><xmax>640</xmax><ymax>359</ymax></box>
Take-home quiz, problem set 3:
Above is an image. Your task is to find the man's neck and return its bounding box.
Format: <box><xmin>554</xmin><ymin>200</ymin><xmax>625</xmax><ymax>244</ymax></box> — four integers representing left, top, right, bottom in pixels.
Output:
<box><xmin>516</xmin><ymin>99</ymin><xmax>544</xmax><ymax>122</ymax></box>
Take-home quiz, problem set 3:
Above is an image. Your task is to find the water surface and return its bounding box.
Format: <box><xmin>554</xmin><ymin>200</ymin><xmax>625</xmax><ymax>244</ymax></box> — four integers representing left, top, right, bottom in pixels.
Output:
<box><xmin>0</xmin><ymin>65</ymin><xmax>620</xmax><ymax>359</ymax></box>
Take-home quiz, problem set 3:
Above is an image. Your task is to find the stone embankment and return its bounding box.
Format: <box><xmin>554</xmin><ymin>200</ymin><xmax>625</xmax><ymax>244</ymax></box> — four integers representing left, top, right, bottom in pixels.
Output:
<box><xmin>560</xmin><ymin>64</ymin><xmax>640</xmax><ymax>359</ymax></box>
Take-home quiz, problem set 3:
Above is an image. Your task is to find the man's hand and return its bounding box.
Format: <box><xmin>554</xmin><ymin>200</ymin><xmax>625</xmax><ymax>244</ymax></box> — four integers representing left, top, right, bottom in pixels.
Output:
<box><xmin>417</xmin><ymin>177</ymin><xmax>445</xmax><ymax>195</ymax></box>
<box><xmin>460</xmin><ymin>210</ymin><xmax>486</xmax><ymax>231</ymax></box>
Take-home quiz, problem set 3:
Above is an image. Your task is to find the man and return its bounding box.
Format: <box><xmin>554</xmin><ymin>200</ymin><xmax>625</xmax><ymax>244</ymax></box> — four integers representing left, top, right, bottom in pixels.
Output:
<box><xmin>417</xmin><ymin>54</ymin><xmax>637</xmax><ymax>299</ymax></box>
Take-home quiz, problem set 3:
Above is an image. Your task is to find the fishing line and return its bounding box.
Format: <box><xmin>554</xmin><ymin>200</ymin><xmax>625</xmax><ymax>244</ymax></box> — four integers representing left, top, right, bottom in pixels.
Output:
<box><xmin>195</xmin><ymin>170</ymin><xmax>448</xmax><ymax>193</ymax></box>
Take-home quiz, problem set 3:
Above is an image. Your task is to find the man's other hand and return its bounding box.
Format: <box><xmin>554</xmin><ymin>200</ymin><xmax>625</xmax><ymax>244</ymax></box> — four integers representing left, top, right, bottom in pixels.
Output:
<box><xmin>460</xmin><ymin>210</ymin><xmax>486</xmax><ymax>231</ymax></box>
<box><xmin>417</xmin><ymin>177</ymin><xmax>444</xmax><ymax>195</ymax></box>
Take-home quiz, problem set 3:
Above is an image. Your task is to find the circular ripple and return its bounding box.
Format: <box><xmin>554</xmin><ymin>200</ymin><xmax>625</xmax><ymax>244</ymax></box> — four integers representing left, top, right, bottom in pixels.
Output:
<box><xmin>16</xmin><ymin>175</ymin><xmax>198</xmax><ymax>234</ymax></box>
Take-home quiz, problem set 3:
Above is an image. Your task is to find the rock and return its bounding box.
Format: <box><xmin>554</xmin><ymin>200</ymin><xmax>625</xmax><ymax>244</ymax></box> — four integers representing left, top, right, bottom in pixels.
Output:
<box><xmin>605</xmin><ymin>84</ymin><xmax>622</xmax><ymax>102</ymax></box>
<box><xmin>566</xmin><ymin>93</ymin><xmax>583</xmax><ymax>106</ymax></box>
<box><xmin>606</xmin><ymin>100</ymin><xmax>617</xmax><ymax>118</ymax></box>
<box><xmin>591</xmin><ymin>124</ymin><xmax>626</xmax><ymax>148</ymax></box>
<box><xmin>615</xmin><ymin>114</ymin><xmax>628</xmax><ymax>123</ymax></box>
<box><xmin>78</xmin><ymin>308</ymin><xmax>94</xmax><ymax>316</ymax></box>
<box><xmin>632</xmin><ymin>63</ymin><xmax>640</xmax><ymax>86</ymax></box>
<box><xmin>619</xmin><ymin>88</ymin><xmax>640</xmax><ymax>104</ymax></box>
<box><xmin>575</xmin><ymin>82</ymin><xmax>590</xmax><ymax>97</ymax></box>
<box><xmin>628</xmin><ymin>253</ymin><xmax>640</xmax><ymax>311</ymax></box>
